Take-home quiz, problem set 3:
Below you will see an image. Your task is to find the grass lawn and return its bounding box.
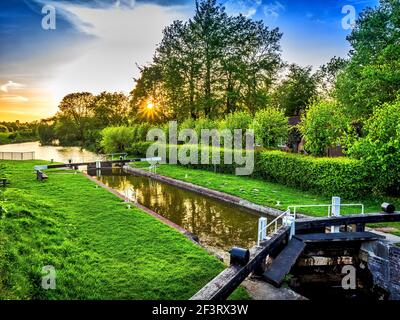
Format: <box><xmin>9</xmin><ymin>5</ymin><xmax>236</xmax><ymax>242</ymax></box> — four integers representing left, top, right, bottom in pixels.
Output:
<box><xmin>132</xmin><ymin>163</ymin><xmax>400</xmax><ymax>237</ymax></box>
<box><xmin>0</xmin><ymin>160</ymin><xmax>249</xmax><ymax>300</ymax></box>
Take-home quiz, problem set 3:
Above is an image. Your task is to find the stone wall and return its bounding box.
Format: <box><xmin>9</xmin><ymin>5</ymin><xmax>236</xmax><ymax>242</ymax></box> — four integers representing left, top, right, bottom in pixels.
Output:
<box><xmin>360</xmin><ymin>241</ymin><xmax>400</xmax><ymax>300</ymax></box>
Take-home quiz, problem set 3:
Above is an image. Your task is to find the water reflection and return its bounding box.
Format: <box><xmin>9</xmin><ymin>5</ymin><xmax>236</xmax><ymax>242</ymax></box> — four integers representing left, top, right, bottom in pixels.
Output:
<box><xmin>90</xmin><ymin>168</ymin><xmax>268</xmax><ymax>251</ymax></box>
<box><xmin>0</xmin><ymin>142</ymin><xmax>101</xmax><ymax>163</ymax></box>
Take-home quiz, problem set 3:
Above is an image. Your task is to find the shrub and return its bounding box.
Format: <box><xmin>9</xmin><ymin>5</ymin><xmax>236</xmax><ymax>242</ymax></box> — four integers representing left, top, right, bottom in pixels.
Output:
<box><xmin>219</xmin><ymin>111</ymin><xmax>252</xmax><ymax>133</ymax></box>
<box><xmin>348</xmin><ymin>97</ymin><xmax>400</xmax><ymax>195</ymax></box>
<box><xmin>160</xmin><ymin>144</ymin><xmax>374</xmax><ymax>198</ymax></box>
<box><xmin>256</xmin><ymin>151</ymin><xmax>373</xmax><ymax>199</ymax></box>
<box><xmin>37</xmin><ymin>123</ymin><xmax>55</xmax><ymax>145</ymax></box>
<box><xmin>100</xmin><ymin>126</ymin><xmax>134</xmax><ymax>153</ymax></box>
<box><xmin>299</xmin><ymin>100</ymin><xmax>348</xmax><ymax>156</ymax></box>
<box><xmin>252</xmin><ymin>108</ymin><xmax>288</xmax><ymax>147</ymax></box>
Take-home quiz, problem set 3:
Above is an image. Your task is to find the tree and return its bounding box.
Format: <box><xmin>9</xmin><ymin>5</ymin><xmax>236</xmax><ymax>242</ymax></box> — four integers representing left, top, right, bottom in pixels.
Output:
<box><xmin>252</xmin><ymin>107</ymin><xmax>288</xmax><ymax>147</ymax></box>
<box><xmin>316</xmin><ymin>56</ymin><xmax>348</xmax><ymax>96</ymax></box>
<box><xmin>131</xmin><ymin>0</ymin><xmax>282</xmax><ymax>120</ymax></box>
<box><xmin>335</xmin><ymin>0</ymin><xmax>400</xmax><ymax>120</ymax></box>
<box><xmin>272</xmin><ymin>64</ymin><xmax>319</xmax><ymax>116</ymax></box>
<box><xmin>93</xmin><ymin>92</ymin><xmax>129</xmax><ymax>127</ymax></box>
<box><xmin>100</xmin><ymin>126</ymin><xmax>134</xmax><ymax>153</ymax></box>
<box><xmin>299</xmin><ymin>100</ymin><xmax>348</xmax><ymax>156</ymax></box>
<box><xmin>37</xmin><ymin>120</ymin><xmax>55</xmax><ymax>145</ymax></box>
<box><xmin>55</xmin><ymin>92</ymin><xmax>95</xmax><ymax>145</ymax></box>
<box><xmin>348</xmin><ymin>96</ymin><xmax>400</xmax><ymax>194</ymax></box>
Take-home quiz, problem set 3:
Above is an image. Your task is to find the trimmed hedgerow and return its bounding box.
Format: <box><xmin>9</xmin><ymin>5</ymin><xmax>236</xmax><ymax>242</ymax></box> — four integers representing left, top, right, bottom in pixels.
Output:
<box><xmin>256</xmin><ymin>151</ymin><xmax>374</xmax><ymax>199</ymax></box>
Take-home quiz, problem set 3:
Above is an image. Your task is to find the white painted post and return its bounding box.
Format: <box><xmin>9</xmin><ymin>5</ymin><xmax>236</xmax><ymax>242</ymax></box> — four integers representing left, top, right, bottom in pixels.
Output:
<box><xmin>96</xmin><ymin>160</ymin><xmax>101</xmax><ymax>169</ymax></box>
<box><xmin>331</xmin><ymin>196</ymin><xmax>341</xmax><ymax>233</ymax></box>
<box><xmin>283</xmin><ymin>215</ymin><xmax>296</xmax><ymax>239</ymax></box>
<box><xmin>258</xmin><ymin>217</ymin><xmax>267</xmax><ymax>246</ymax></box>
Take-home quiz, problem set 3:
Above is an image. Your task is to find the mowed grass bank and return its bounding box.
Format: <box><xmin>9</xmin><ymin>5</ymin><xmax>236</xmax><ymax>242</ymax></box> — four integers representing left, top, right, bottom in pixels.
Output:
<box><xmin>0</xmin><ymin>160</ymin><xmax>248</xmax><ymax>299</ymax></box>
<box><xmin>132</xmin><ymin>164</ymin><xmax>400</xmax><ymax>236</ymax></box>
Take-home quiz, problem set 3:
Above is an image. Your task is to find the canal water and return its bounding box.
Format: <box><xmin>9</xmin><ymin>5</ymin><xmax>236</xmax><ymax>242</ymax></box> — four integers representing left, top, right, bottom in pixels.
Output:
<box><xmin>89</xmin><ymin>167</ymin><xmax>265</xmax><ymax>251</ymax></box>
<box><xmin>1</xmin><ymin>142</ymin><xmax>266</xmax><ymax>251</ymax></box>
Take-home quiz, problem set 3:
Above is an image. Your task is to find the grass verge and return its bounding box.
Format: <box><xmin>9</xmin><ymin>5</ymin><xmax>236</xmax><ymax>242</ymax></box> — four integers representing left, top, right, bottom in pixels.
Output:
<box><xmin>0</xmin><ymin>160</ymin><xmax>249</xmax><ymax>299</ymax></box>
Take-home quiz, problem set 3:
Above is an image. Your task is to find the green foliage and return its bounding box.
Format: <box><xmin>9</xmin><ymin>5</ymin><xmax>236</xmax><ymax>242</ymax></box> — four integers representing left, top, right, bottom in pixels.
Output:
<box><xmin>257</xmin><ymin>151</ymin><xmax>373</xmax><ymax>199</ymax></box>
<box><xmin>132</xmin><ymin>122</ymin><xmax>154</xmax><ymax>142</ymax></box>
<box><xmin>252</xmin><ymin>108</ymin><xmax>288</xmax><ymax>147</ymax></box>
<box><xmin>128</xmin><ymin>141</ymin><xmax>154</xmax><ymax>156</ymax></box>
<box><xmin>37</xmin><ymin>122</ymin><xmax>56</xmax><ymax>145</ymax></box>
<box><xmin>0</xmin><ymin>121</ymin><xmax>39</xmax><ymax>145</ymax></box>
<box><xmin>299</xmin><ymin>100</ymin><xmax>347</xmax><ymax>156</ymax></box>
<box><xmin>348</xmin><ymin>97</ymin><xmax>400</xmax><ymax>194</ymax></box>
<box><xmin>219</xmin><ymin>111</ymin><xmax>252</xmax><ymax>133</ymax></box>
<box><xmin>154</xmin><ymin>145</ymin><xmax>374</xmax><ymax>199</ymax></box>
<box><xmin>272</xmin><ymin>64</ymin><xmax>319</xmax><ymax>116</ymax></box>
<box><xmin>100</xmin><ymin>126</ymin><xmax>134</xmax><ymax>153</ymax></box>
<box><xmin>131</xmin><ymin>0</ymin><xmax>283</xmax><ymax>120</ymax></box>
<box><xmin>92</xmin><ymin>92</ymin><xmax>130</xmax><ymax>127</ymax></box>
<box><xmin>335</xmin><ymin>0</ymin><xmax>400</xmax><ymax>120</ymax></box>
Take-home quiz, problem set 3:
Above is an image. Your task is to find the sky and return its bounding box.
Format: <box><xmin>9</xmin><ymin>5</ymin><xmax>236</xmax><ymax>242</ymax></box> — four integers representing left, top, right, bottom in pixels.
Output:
<box><xmin>0</xmin><ymin>0</ymin><xmax>378</xmax><ymax>122</ymax></box>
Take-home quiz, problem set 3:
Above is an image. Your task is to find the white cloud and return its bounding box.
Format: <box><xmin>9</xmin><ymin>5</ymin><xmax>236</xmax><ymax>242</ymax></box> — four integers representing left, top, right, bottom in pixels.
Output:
<box><xmin>35</xmin><ymin>1</ymin><xmax>191</xmax><ymax>103</ymax></box>
<box><xmin>0</xmin><ymin>95</ymin><xmax>29</xmax><ymax>102</ymax></box>
<box><xmin>263</xmin><ymin>1</ymin><xmax>285</xmax><ymax>20</ymax></box>
<box><xmin>0</xmin><ymin>81</ymin><xmax>25</xmax><ymax>93</ymax></box>
<box><xmin>223</xmin><ymin>0</ymin><xmax>262</xmax><ymax>18</ymax></box>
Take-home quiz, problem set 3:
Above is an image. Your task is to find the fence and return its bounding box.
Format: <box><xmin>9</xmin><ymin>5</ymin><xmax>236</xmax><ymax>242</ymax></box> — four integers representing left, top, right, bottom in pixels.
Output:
<box><xmin>0</xmin><ymin>151</ymin><xmax>35</xmax><ymax>160</ymax></box>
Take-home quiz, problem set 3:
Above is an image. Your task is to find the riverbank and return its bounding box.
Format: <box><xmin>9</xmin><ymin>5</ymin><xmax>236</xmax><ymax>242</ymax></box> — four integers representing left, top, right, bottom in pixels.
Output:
<box><xmin>130</xmin><ymin>163</ymin><xmax>400</xmax><ymax>237</ymax></box>
<box><xmin>0</xmin><ymin>160</ymin><xmax>248</xmax><ymax>299</ymax></box>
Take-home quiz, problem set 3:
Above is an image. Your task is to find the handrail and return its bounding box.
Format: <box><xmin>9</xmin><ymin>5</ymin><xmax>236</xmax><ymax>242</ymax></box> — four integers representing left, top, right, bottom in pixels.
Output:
<box><xmin>287</xmin><ymin>203</ymin><xmax>364</xmax><ymax>217</ymax></box>
<box><xmin>257</xmin><ymin>209</ymin><xmax>290</xmax><ymax>246</ymax></box>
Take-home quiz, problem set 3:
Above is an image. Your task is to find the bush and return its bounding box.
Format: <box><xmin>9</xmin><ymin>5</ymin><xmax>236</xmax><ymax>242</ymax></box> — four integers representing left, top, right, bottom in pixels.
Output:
<box><xmin>37</xmin><ymin>123</ymin><xmax>55</xmax><ymax>145</ymax></box>
<box><xmin>100</xmin><ymin>126</ymin><xmax>134</xmax><ymax>153</ymax></box>
<box><xmin>299</xmin><ymin>100</ymin><xmax>348</xmax><ymax>156</ymax></box>
<box><xmin>219</xmin><ymin>111</ymin><xmax>252</xmax><ymax>132</ymax></box>
<box><xmin>159</xmin><ymin>144</ymin><xmax>374</xmax><ymax>198</ymax></box>
<box><xmin>348</xmin><ymin>97</ymin><xmax>400</xmax><ymax>195</ymax></box>
<box><xmin>256</xmin><ymin>151</ymin><xmax>373</xmax><ymax>199</ymax></box>
<box><xmin>252</xmin><ymin>108</ymin><xmax>288</xmax><ymax>147</ymax></box>
<box><xmin>128</xmin><ymin>142</ymin><xmax>154</xmax><ymax>157</ymax></box>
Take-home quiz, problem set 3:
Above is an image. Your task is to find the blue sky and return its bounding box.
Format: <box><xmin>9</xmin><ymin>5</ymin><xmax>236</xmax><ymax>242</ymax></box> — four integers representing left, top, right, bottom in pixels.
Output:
<box><xmin>0</xmin><ymin>0</ymin><xmax>378</xmax><ymax>121</ymax></box>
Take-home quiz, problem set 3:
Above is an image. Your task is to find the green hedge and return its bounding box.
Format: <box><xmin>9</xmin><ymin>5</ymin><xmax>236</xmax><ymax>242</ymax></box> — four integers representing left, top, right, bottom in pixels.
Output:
<box><xmin>256</xmin><ymin>151</ymin><xmax>374</xmax><ymax>199</ymax></box>
<box><xmin>129</xmin><ymin>143</ymin><xmax>374</xmax><ymax>199</ymax></box>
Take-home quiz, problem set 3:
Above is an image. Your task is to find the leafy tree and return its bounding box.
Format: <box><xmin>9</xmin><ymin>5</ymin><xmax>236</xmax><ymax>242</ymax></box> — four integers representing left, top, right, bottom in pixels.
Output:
<box><xmin>37</xmin><ymin>121</ymin><xmax>55</xmax><ymax>145</ymax></box>
<box><xmin>100</xmin><ymin>126</ymin><xmax>134</xmax><ymax>153</ymax></box>
<box><xmin>55</xmin><ymin>92</ymin><xmax>95</xmax><ymax>145</ymax></box>
<box><xmin>335</xmin><ymin>0</ymin><xmax>400</xmax><ymax>120</ymax></box>
<box><xmin>272</xmin><ymin>64</ymin><xmax>319</xmax><ymax>116</ymax></box>
<box><xmin>0</xmin><ymin>125</ymin><xmax>8</xmax><ymax>133</ymax></box>
<box><xmin>252</xmin><ymin>107</ymin><xmax>288</xmax><ymax>147</ymax></box>
<box><xmin>316</xmin><ymin>56</ymin><xmax>348</xmax><ymax>96</ymax></box>
<box><xmin>219</xmin><ymin>111</ymin><xmax>252</xmax><ymax>133</ymax></box>
<box><xmin>93</xmin><ymin>92</ymin><xmax>129</xmax><ymax>127</ymax></box>
<box><xmin>348</xmin><ymin>96</ymin><xmax>400</xmax><ymax>194</ymax></box>
<box><xmin>299</xmin><ymin>100</ymin><xmax>348</xmax><ymax>156</ymax></box>
<box><xmin>131</xmin><ymin>0</ymin><xmax>282</xmax><ymax>120</ymax></box>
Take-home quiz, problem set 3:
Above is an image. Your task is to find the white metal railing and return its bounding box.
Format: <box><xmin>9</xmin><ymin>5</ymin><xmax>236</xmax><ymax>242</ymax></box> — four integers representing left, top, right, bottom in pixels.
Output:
<box><xmin>0</xmin><ymin>151</ymin><xmax>35</xmax><ymax>160</ymax></box>
<box><xmin>256</xmin><ymin>198</ymin><xmax>365</xmax><ymax>246</ymax></box>
<box><xmin>257</xmin><ymin>209</ymin><xmax>292</xmax><ymax>246</ymax></box>
<box><xmin>287</xmin><ymin>203</ymin><xmax>364</xmax><ymax>217</ymax></box>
